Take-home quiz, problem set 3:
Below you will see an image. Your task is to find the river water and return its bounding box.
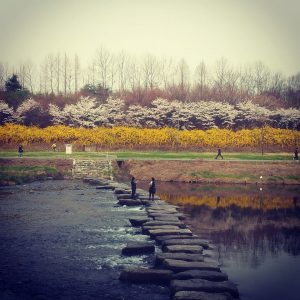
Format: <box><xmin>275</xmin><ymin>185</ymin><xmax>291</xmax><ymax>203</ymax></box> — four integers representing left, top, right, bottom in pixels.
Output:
<box><xmin>151</xmin><ymin>182</ymin><xmax>300</xmax><ymax>300</ymax></box>
<box><xmin>0</xmin><ymin>180</ymin><xmax>169</xmax><ymax>300</ymax></box>
<box><xmin>1</xmin><ymin>179</ymin><xmax>299</xmax><ymax>300</ymax></box>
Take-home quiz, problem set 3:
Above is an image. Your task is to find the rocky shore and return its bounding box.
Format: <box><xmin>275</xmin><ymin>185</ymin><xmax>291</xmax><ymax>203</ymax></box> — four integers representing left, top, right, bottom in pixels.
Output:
<box><xmin>85</xmin><ymin>177</ymin><xmax>240</xmax><ymax>300</ymax></box>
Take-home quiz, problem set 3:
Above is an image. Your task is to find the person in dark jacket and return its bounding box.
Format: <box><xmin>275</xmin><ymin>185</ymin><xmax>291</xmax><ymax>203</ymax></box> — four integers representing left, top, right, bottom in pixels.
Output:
<box><xmin>149</xmin><ymin>177</ymin><xmax>156</xmax><ymax>200</ymax></box>
<box><xmin>294</xmin><ymin>147</ymin><xmax>299</xmax><ymax>160</ymax></box>
<box><xmin>18</xmin><ymin>145</ymin><xmax>24</xmax><ymax>157</ymax></box>
<box><xmin>215</xmin><ymin>148</ymin><xmax>223</xmax><ymax>159</ymax></box>
<box><xmin>131</xmin><ymin>177</ymin><xmax>137</xmax><ymax>199</ymax></box>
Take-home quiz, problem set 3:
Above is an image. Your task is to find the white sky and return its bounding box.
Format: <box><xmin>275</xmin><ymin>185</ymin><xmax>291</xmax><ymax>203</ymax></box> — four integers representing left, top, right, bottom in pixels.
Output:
<box><xmin>0</xmin><ymin>0</ymin><xmax>299</xmax><ymax>75</ymax></box>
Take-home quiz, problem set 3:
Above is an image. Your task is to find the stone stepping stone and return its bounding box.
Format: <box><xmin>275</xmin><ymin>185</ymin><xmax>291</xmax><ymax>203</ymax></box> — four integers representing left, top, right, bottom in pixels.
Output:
<box><xmin>140</xmin><ymin>200</ymin><xmax>153</xmax><ymax>206</ymax></box>
<box><xmin>119</xmin><ymin>268</ymin><xmax>173</xmax><ymax>284</ymax></box>
<box><xmin>173</xmin><ymin>290</ymin><xmax>234</xmax><ymax>300</ymax></box>
<box><xmin>87</xmin><ymin>179</ymin><xmax>103</xmax><ymax>185</ymax></box>
<box><xmin>163</xmin><ymin>245</ymin><xmax>203</xmax><ymax>254</ymax></box>
<box><xmin>155</xmin><ymin>235</ymin><xmax>199</xmax><ymax>244</ymax></box>
<box><xmin>129</xmin><ymin>217</ymin><xmax>152</xmax><ymax>227</ymax></box>
<box><xmin>143</xmin><ymin>220</ymin><xmax>186</xmax><ymax>228</ymax></box>
<box><xmin>139</xmin><ymin>196</ymin><xmax>160</xmax><ymax>200</ymax></box>
<box><xmin>148</xmin><ymin>228</ymin><xmax>192</xmax><ymax>238</ymax></box>
<box><xmin>143</xmin><ymin>225</ymin><xmax>181</xmax><ymax>234</ymax></box>
<box><xmin>117</xmin><ymin>194</ymin><xmax>134</xmax><ymax>199</ymax></box>
<box><xmin>148</xmin><ymin>204</ymin><xmax>179</xmax><ymax>210</ymax></box>
<box><xmin>170</xmin><ymin>279</ymin><xmax>239</xmax><ymax>299</ymax></box>
<box><xmin>96</xmin><ymin>185</ymin><xmax>114</xmax><ymax>190</ymax></box>
<box><xmin>153</xmin><ymin>216</ymin><xmax>182</xmax><ymax>222</ymax></box>
<box><xmin>163</xmin><ymin>259</ymin><xmax>220</xmax><ymax>273</ymax></box>
<box><xmin>156</xmin><ymin>253</ymin><xmax>204</xmax><ymax>264</ymax></box>
<box><xmin>162</xmin><ymin>239</ymin><xmax>210</xmax><ymax>249</ymax></box>
<box><xmin>118</xmin><ymin>199</ymin><xmax>143</xmax><ymax>206</ymax></box>
<box><xmin>147</xmin><ymin>208</ymin><xmax>178</xmax><ymax>213</ymax></box>
<box><xmin>172</xmin><ymin>270</ymin><xmax>228</xmax><ymax>282</ymax></box>
<box><xmin>148</xmin><ymin>213</ymin><xmax>185</xmax><ymax>219</ymax></box>
<box><xmin>122</xmin><ymin>242</ymin><xmax>155</xmax><ymax>255</ymax></box>
<box><xmin>114</xmin><ymin>188</ymin><xmax>131</xmax><ymax>194</ymax></box>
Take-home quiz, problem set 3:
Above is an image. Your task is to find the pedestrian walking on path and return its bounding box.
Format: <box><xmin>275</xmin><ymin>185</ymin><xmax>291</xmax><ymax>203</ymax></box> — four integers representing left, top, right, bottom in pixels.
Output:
<box><xmin>294</xmin><ymin>147</ymin><xmax>299</xmax><ymax>160</ymax></box>
<box><xmin>18</xmin><ymin>145</ymin><xmax>24</xmax><ymax>157</ymax></box>
<box><xmin>215</xmin><ymin>148</ymin><xmax>223</xmax><ymax>159</ymax></box>
<box><xmin>51</xmin><ymin>143</ymin><xmax>57</xmax><ymax>151</ymax></box>
<box><xmin>131</xmin><ymin>177</ymin><xmax>137</xmax><ymax>199</ymax></box>
<box><xmin>149</xmin><ymin>177</ymin><xmax>156</xmax><ymax>200</ymax></box>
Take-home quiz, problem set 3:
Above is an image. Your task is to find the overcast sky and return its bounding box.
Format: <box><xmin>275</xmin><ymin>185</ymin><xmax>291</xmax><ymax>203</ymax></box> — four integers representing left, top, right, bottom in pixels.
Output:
<box><xmin>0</xmin><ymin>0</ymin><xmax>299</xmax><ymax>75</ymax></box>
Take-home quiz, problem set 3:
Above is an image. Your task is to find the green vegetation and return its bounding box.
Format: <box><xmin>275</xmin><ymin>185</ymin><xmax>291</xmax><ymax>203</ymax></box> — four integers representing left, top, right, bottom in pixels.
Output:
<box><xmin>0</xmin><ymin>150</ymin><xmax>294</xmax><ymax>161</ymax></box>
<box><xmin>0</xmin><ymin>165</ymin><xmax>60</xmax><ymax>185</ymax></box>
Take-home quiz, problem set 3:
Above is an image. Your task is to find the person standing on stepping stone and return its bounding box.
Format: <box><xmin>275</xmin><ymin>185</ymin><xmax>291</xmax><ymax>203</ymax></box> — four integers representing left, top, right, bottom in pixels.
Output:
<box><xmin>149</xmin><ymin>177</ymin><xmax>156</xmax><ymax>200</ymax></box>
<box><xmin>131</xmin><ymin>177</ymin><xmax>137</xmax><ymax>199</ymax></box>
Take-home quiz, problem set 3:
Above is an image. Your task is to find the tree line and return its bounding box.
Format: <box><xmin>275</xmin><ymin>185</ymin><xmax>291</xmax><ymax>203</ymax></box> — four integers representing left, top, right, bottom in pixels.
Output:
<box><xmin>0</xmin><ymin>47</ymin><xmax>299</xmax><ymax>108</ymax></box>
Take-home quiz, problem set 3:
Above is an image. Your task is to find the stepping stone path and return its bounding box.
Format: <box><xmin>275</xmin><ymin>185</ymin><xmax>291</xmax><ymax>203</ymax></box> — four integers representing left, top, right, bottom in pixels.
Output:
<box><xmin>83</xmin><ymin>177</ymin><xmax>239</xmax><ymax>300</ymax></box>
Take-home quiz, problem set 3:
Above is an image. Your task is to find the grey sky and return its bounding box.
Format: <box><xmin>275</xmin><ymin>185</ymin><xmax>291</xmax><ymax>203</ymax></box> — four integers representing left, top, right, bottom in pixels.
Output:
<box><xmin>0</xmin><ymin>0</ymin><xmax>299</xmax><ymax>75</ymax></box>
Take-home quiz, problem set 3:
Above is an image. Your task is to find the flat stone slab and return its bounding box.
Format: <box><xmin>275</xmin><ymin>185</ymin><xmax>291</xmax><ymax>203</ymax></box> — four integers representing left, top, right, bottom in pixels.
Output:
<box><xmin>147</xmin><ymin>208</ymin><xmax>178</xmax><ymax>213</ymax></box>
<box><xmin>139</xmin><ymin>196</ymin><xmax>160</xmax><ymax>200</ymax></box>
<box><xmin>172</xmin><ymin>270</ymin><xmax>228</xmax><ymax>281</ymax></box>
<box><xmin>156</xmin><ymin>253</ymin><xmax>204</xmax><ymax>264</ymax></box>
<box><xmin>163</xmin><ymin>245</ymin><xmax>203</xmax><ymax>254</ymax></box>
<box><xmin>129</xmin><ymin>217</ymin><xmax>152</xmax><ymax>227</ymax></box>
<box><xmin>143</xmin><ymin>225</ymin><xmax>181</xmax><ymax>234</ymax></box>
<box><xmin>170</xmin><ymin>279</ymin><xmax>239</xmax><ymax>298</ymax></box>
<box><xmin>95</xmin><ymin>185</ymin><xmax>114</xmax><ymax>190</ymax></box>
<box><xmin>118</xmin><ymin>199</ymin><xmax>143</xmax><ymax>206</ymax></box>
<box><xmin>117</xmin><ymin>194</ymin><xmax>134</xmax><ymax>199</ymax></box>
<box><xmin>155</xmin><ymin>235</ymin><xmax>197</xmax><ymax>244</ymax></box>
<box><xmin>122</xmin><ymin>242</ymin><xmax>155</xmax><ymax>255</ymax></box>
<box><xmin>162</xmin><ymin>239</ymin><xmax>210</xmax><ymax>249</ymax></box>
<box><xmin>163</xmin><ymin>259</ymin><xmax>220</xmax><ymax>272</ymax></box>
<box><xmin>148</xmin><ymin>213</ymin><xmax>185</xmax><ymax>219</ymax></box>
<box><xmin>149</xmin><ymin>229</ymin><xmax>192</xmax><ymax>238</ymax></box>
<box><xmin>153</xmin><ymin>216</ymin><xmax>182</xmax><ymax>222</ymax></box>
<box><xmin>144</xmin><ymin>220</ymin><xmax>186</xmax><ymax>228</ymax></box>
<box><xmin>140</xmin><ymin>200</ymin><xmax>153</xmax><ymax>206</ymax></box>
<box><xmin>119</xmin><ymin>268</ymin><xmax>173</xmax><ymax>284</ymax></box>
<box><xmin>114</xmin><ymin>188</ymin><xmax>131</xmax><ymax>194</ymax></box>
<box><xmin>173</xmin><ymin>291</ymin><xmax>235</xmax><ymax>300</ymax></box>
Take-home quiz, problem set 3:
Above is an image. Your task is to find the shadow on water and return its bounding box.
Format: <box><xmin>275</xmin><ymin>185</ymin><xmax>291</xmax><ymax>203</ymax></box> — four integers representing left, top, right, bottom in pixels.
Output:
<box><xmin>151</xmin><ymin>182</ymin><xmax>300</xmax><ymax>300</ymax></box>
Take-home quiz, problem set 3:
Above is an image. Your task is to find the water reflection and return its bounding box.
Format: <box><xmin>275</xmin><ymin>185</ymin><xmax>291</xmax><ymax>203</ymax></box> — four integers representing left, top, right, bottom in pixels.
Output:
<box><xmin>152</xmin><ymin>183</ymin><xmax>300</xmax><ymax>267</ymax></box>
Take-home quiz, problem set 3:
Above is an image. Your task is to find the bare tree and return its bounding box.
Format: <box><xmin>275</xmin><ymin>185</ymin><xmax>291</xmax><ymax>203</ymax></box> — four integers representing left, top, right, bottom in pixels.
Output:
<box><xmin>96</xmin><ymin>46</ymin><xmax>112</xmax><ymax>88</ymax></box>
<box><xmin>194</xmin><ymin>61</ymin><xmax>208</xmax><ymax>100</ymax></box>
<box><xmin>74</xmin><ymin>53</ymin><xmax>80</xmax><ymax>94</ymax></box>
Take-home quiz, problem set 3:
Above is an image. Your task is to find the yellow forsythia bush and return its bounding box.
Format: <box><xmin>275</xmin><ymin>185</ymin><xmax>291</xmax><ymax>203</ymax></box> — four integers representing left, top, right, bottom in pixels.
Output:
<box><xmin>0</xmin><ymin>124</ymin><xmax>299</xmax><ymax>149</ymax></box>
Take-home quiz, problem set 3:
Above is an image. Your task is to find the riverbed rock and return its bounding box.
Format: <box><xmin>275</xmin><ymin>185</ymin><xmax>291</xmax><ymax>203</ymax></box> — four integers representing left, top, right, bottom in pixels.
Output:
<box><xmin>170</xmin><ymin>279</ymin><xmax>239</xmax><ymax>298</ymax></box>
<box><xmin>139</xmin><ymin>196</ymin><xmax>161</xmax><ymax>201</ymax></box>
<box><xmin>114</xmin><ymin>188</ymin><xmax>131</xmax><ymax>194</ymax></box>
<box><xmin>96</xmin><ymin>185</ymin><xmax>114</xmax><ymax>190</ymax></box>
<box><xmin>119</xmin><ymin>268</ymin><xmax>173</xmax><ymax>284</ymax></box>
<box><xmin>163</xmin><ymin>245</ymin><xmax>203</xmax><ymax>254</ymax></box>
<box><xmin>148</xmin><ymin>213</ymin><xmax>185</xmax><ymax>219</ymax></box>
<box><xmin>173</xmin><ymin>291</ymin><xmax>235</xmax><ymax>300</ymax></box>
<box><xmin>172</xmin><ymin>270</ymin><xmax>228</xmax><ymax>281</ymax></box>
<box><xmin>129</xmin><ymin>217</ymin><xmax>152</xmax><ymax>226</ymax></box>
<box><xmin>153</xmin><ymin>216</ymin><xmax>182</xmax><ymax>222</ymax></box>
<box><xmin>117</xmin><ymin>194</ymin><xmax>134</xmax><ymax>199</ymax></box>
<box><xmin>163</xmin><ymin>259</ymin><xmax>220</xmax><ymax>272</ymax></box>
<box><xmin>122</xmin><ymin>242</ymin><xmax>155</xmax><ymax>255</ymax></box>
<box><xmin>156</xmin><ymin>253</ymin><xmax>204</xmax><ymax>264</ymax></box>
<box><xmin>143</xmin><ymin>225</ymin><xmax>181</xmax><ymax>234</ymax></box>
<box><xmin>118</xmin><ymin>199</ymin><xmax>143</xmax><ymax>206</ymax></box>
<box><xmin>148</xmin><ymin>228</ymin><xmax>192</xmax><ymax>238</ymax></box>
<box><xmin>162</xmin><ymin>239</ymin><xmax>210</xmax><ymax>249</ymax></box>
<box><xmin>143</xmin><ymin>220</ymin><xmax>186</xmax><ymax>228</ymax></box>
<box><xmin>155</xmin><ymin>235</ymin><xmax>198</xmax><ymax>244</ymax></box>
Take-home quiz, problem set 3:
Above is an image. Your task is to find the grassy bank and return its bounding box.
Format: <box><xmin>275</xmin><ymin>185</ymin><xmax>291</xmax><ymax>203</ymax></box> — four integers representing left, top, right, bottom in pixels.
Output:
<box><xmin>0</xmin><ymin>165</ymin><xmax>62</xmax><ymax>185</ymax></box>
<box><xmin>0</xmin><ymin>150</ymin><xmax>294</xmax><ymax>161</ymax></box>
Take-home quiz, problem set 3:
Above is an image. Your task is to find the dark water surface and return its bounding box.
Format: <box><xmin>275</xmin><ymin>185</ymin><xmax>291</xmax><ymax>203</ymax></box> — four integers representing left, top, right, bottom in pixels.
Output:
<box><xmin>0</xmin><ymin>180</ymin><xmax>169</xmax><ymax>300</ymax></box>
<box><xmin>152</xmin><ymin>182</ymin><xmax>300</xmax><ymax>300</ymax></box>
